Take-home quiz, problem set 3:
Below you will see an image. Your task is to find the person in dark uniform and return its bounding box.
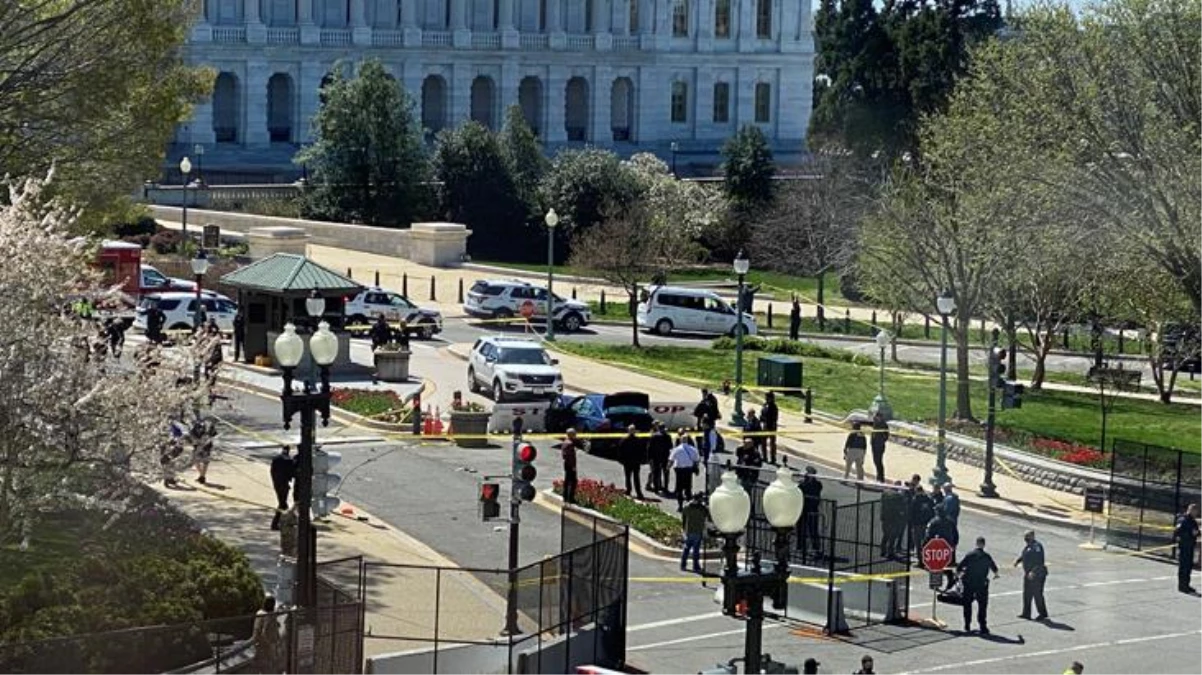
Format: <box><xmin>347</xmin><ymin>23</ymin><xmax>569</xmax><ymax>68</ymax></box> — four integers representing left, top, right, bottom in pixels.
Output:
<box><xmin>761</xmin><ymin>392</ymin><xmax>779</xmax><ymax>464</ymax></box>
<box><xmin>370</xmin><ymin>314</ymin><xmax>392</xmax><ymax>350</ymax></box>
<box><xmin>618</xmin><ymin>425</ymin><xmax>646</xmax><ymax>500</ymax></box>
<box><xmin>745</xmin><ymin>408</ymin><xmax>764</xmax><ymax>455</ymax></box>
<box><xmin>797</xmin><ymin>466</ymin><xmax>824</xmax><ymax>562</ymax></box>
<box><xmin>869</xmin><ymin>412</ymin><xmax>889</xmax><ymax>482</ymax></box>
<box><xmin>1014</xmin><ymin>530</ymin><xmax>1049</xmax><ymax>619</ymax></box>
<box><xmin>646</xmin><ymin>421</ymin><xmax>673</xmax><ymax>494</ymax></box>
<box><xmin>880</xmin><ymin>481</ymin><xmax>907</xmax><ymax>558</ymax></box>
<box><xmin>269</xmin><ymin>445</ymin><xmax>295</xmax><ymax>530</ymax></box>
<box><xmin>788</xmin><ymin>296</ymin><xmax>801</xmax><ymax>341</ymax></box>
<box><xmin>956</xmin><ymin>536</ymin><xmax>999</xmax><ymax>634</ymax></box>
<box><xmin>926</xmin><ymin>503</ymin><xmax>959</xmax><ymax>588</ymax></box>
<box><xmin>1174</xmin><ymin>503</ymin><xmax>1199</xmax><ymax>594</ymax></box>
<box><xmin>233</xmin><ymin>308</ymin><xmax>246</xmax><ymax>362</ymax></box>
<box><xmin>909</xmin><ymin>484</ymin><xmax>934</xmax><ymax>560</ymax></box>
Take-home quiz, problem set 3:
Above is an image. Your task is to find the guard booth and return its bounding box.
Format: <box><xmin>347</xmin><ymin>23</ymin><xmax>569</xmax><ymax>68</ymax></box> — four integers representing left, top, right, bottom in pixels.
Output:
<box><xmin>220</xmin><ymin>253</ymin><xmax>362</xmax><ymax>365</ymax></box>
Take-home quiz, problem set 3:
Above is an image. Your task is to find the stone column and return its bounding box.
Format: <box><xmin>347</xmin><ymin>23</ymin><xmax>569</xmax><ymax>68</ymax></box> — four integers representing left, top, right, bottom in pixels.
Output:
<box><xmin>245</xmin><ymin>0</ymin><xmax>266</xmax><ymax>43</ymax></box>
<box><xmin>351</xmin><ymin>0</ymin><xmax>370</xmax><ymax>44</ymax></box>
<box><xmin>401</xmin><ymin>0</ymin><xmax>421</xmax><ymax>45</ymax></box>
<box><xmin>695</xmin><ymin>66</ymin><xmax>713</xmax><ymax>137</ymax></box>
<box><xmin>500</xmin><ymin>62</ymin><xmax>520</xmax><ymax>115</ymax></box>
<box><xmin>500</xmin><ymin>0</ymin><xmax>518</xmax><ymax>48</ymax></box>
<box><xmin>191</xmin><ymin>0</ymin><xmax>214</xmax><ymax>42</ymax></box>
<box><xmin>696</xmin><ymin>0</ymin><xmax>713</xmax><ymax>51</ymax></box>
<box><xmin>545</xmin><ymin>66</ymin><xmax>568</xmax><ymax>143</ymax></box>
<box><xmin>638</xmin><ymin>0</ymin><xmax>653</xmax><ymax>34</ymax></box>
<box><xmin>548</xmin><ymin>0</ymin><xmax>565</xmax><ymax>49</ymax></box>
<box><xmin>594</xmin><ymin>0</ymin><xmax>612</xmax><ymax>49</ymax></box>
<box><xmin>451</xmin><ymin>65</ymin><xmax>473</xmax><ymax>126</ymax></box>
<box><xmin>451</xmin><ymin>0</ymin><xmax>470</xmax><ymax>47</ymax></box>
<box><xmin>736</xmin><ymin>67</ymin><xmax>755</xmax><ymax>126</ymax></box>
<box><xmin>299</xmin><ymin>0</ymin><xmax>319</xmax><ymax>45</ymax></box>
<box><xmin>738</xmin><ymin>0</ymin><xmax>754</xmax><ymax>51</ymax></box>
<box><xmin>298</xmin><ymin>61</ymin><xmax>324</xmax><ymax>142</ymax></box>
<box><xmin>611</xmin><ymin>0</ymin><xmax>627</xmax><ymax>35</ymax></box>
<box><xmin>591</xmin><ymin>68</ymin><xmax>612</xmax><ymax>145</ymax></box>
<box><xmin>245</xmin><ymin>61</ymin><xmax>271</xmax><ymax>148</ymax></box>
<box><xmin>653</xmin><ymin>0</ymin><xmax>670</xmax><ymax>49</ymax></box>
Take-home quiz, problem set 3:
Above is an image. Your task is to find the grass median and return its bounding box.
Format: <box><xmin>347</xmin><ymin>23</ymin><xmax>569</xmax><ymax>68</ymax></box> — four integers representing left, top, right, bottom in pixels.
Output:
<box><xmin>551</xmin><ymin>342</ymin><xmax>1201</xmax><ymax>455</ymax></box>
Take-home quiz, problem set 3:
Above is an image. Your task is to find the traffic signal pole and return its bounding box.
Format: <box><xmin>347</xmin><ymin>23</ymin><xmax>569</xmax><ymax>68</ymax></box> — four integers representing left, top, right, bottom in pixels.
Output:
<box><xmin>503</xmin><ymin>419</ymin><xmax>523</xmax><ymax>636</ymax></box>
<box><xmin>981</xmin><ymin>329</ymin><xmax>1000</xmax><ymax>498</ymax></box>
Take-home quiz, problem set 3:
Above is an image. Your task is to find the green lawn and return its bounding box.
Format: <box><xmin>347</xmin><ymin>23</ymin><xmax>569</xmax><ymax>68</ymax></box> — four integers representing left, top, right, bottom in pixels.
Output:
<box><xmin>553</xmin><ymin>342</ymin><xmax>1201</xmax><ymax>454</ymax></box>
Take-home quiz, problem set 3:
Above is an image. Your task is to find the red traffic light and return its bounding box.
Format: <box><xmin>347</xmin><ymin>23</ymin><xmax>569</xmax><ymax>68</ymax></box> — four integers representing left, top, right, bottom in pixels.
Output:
<box><xmin>518</xmin><ymin>443</ymin><xmax>537</xmax><ymax>463</ymax></box>
<box><xmin>481</xmin><ymin>482</ymin><xmax>499</xmax><ymax>501</ymax></box>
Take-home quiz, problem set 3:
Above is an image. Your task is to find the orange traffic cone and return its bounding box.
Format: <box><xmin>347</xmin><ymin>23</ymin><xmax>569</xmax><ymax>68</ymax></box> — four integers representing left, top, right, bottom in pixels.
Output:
<box><xmin>433</xmin><ymin>406</ymin><xmax>444</xmax><ymax>435</ymax></box>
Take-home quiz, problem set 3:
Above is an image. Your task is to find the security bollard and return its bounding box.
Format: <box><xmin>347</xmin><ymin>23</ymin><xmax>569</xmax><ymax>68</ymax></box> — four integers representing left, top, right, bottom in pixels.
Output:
<box><xmin>374</xmin><ymin>270</ymin><xmax>380</xmax><ymax>286</ymax></box>
<box><xmin>804</xmin><ymin>389</ymin><xmax>813</xmax><ymax>424</ymax></box>
<box><xmin>1063</xmin><ymin>328</ymin><xmax>1070</xmax><ymax>349</ymax></box>
<box><xmin>430</xmin><ymin>275</ymin><xmax>436</xmax><ymax>301</ymax></box>
<box><xmin>872</xmin><ymin>311</ymin><xmax>877</xmax><ymax>328</ymax></box>
<box><xmin>347</xmin><ymin>267</ymin><xmax>353</xmax><ymax>279</ymax></box>
<box><xmin>600</xmin><ymin>289</ymin><xmax>607</xmax><ymax>313</ymax></box>
<box><xmin>768</xmin><ymin>303</ymin><xmax>773</xmax><ymax>328</ymax></box>
<box><xmin>844</xmin><ymin>309</ymin><xmax>850</xmax><ymax>333</ymax></box>
<box><xmin>403</xmin><ymin>273</ymin><xmax>408</xmax><ymax>296</ymax></box>
<box><xmin>572</xmin><ymin>287</ymin><xmax>577</xmax><ymax>299</ymax></box>
<box><xmin>458</xmin><ymin>278</ymin><xmax>464</xmax><ymax>304</ymax></box>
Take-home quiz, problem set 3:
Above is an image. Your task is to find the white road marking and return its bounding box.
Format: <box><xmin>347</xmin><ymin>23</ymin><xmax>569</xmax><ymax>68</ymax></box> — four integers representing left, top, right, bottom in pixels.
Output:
<box><xmin>626</xmin><ymin>611</ymin><xmax>724</xmax><ymax>634</ymax></box>
<box><xmin>628</xmin><ymin>624</ymin><xmax>784</xmax><ymax>652</ymax></box>
<box><xmin>908</xmin><ymin>574</ymin><xmax>1176</xmax><ymax>608</ymax></box>
<box><xmin>903</xmin><ymin>629</ymin><xmax>1202</xmax><ymax>673</ymax></box>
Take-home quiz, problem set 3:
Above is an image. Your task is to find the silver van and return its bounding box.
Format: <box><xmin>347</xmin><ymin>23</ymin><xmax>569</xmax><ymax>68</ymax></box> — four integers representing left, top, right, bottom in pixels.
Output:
<box><xmin>636</xmin><ymin>286</ymin><xmax>758</xmax><ymax>337</ymax></box>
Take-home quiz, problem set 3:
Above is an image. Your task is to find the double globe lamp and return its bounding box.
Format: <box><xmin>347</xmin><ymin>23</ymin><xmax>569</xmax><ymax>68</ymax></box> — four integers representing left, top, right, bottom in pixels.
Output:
<box><xmin>708</xmin><ymin>463</ymin><xmax>804</xmax><ymax>675</ymax></box>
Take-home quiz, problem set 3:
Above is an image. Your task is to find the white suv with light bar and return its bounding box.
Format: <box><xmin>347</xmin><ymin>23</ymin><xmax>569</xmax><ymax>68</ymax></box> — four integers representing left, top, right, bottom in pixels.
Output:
<box><xmin>467</xmin><ymin>336</ymin><xmax>564</xmax><ymax>402</ymax></box>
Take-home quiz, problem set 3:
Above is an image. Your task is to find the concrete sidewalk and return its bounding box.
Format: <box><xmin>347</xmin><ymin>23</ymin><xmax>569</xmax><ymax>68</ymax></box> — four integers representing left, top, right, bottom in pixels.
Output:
<box><xmin>443</xmin><ymin>342</ymin><xmax>1099</xmax><ymax>530</ymax></box>
<box><xmin>153</xmin><ymin>440</ymin><xmax>504</xmax><ymax>659</ymax></box>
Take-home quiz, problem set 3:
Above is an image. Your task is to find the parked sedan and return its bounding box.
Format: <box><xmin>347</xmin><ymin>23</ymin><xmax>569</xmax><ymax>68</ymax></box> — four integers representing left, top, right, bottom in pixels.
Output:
<box><xmin>546</xmin><ymin>392</ymin><xmax>654</xmax><ymax>461</ymax></box>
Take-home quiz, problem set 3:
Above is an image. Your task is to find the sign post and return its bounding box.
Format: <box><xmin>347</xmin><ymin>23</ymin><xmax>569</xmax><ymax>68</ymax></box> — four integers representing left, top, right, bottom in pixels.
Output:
<box><xmin>1082</xmin><ymin>487</ymin><xmax>1106</xmax><ymax>550</ymax></box>
<box><xmin>922</xmin><ymin>537</ymin><xmax>954</xmax><ymax>627</ymax></box>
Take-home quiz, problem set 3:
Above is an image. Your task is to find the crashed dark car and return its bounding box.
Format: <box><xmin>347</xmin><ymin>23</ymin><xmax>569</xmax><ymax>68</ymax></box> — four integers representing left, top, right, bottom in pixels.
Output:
<box><xmin>545</xmin><ymin>392</ymin><xmax>654</xmax><ymax>461</ymax></box>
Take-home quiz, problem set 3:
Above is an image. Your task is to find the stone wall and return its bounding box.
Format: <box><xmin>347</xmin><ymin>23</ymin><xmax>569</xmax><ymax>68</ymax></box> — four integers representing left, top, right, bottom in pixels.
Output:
<box><xmin>148</xmin><ymin>206</ymin><xmax>470</xmax><ymax>268</ymax></box>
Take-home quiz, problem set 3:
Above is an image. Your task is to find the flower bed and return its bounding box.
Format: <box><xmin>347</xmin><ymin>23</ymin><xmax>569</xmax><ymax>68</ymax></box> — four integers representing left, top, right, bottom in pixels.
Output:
<box><xmin>331</xmin><ymin>388</ymin><xmax>409</xmax><ymax>423</ymax></box>
<box><xmin>1029</xmin><ymin>438</ymin><xmax>1109</xmax><ymax>469</ymax></box>
<box><xmin>552</xmin><ymin>478</ymin><xmax>682</xmax><ymax>547</ymax></box>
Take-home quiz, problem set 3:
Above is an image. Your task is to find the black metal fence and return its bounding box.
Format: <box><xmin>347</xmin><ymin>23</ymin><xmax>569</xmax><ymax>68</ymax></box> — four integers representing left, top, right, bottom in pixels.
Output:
<box><xmin>1106</xmin><ymin>439</ymin><xmax>1202</xmax><ymax>558</ymax></box>
<box><xmin>307</xmin><ymin>556</ymin><xmax>367</xmax><ymax>674</ymax></box>
<box><xmin>359</xmin><ymin>509</ymin><xmax>629</xmax><ymax>674</ymax></box>
<box><xmin>701</xmin><ymin>461</ymin><xmax>911</xmax><ymax>631</ymax></box>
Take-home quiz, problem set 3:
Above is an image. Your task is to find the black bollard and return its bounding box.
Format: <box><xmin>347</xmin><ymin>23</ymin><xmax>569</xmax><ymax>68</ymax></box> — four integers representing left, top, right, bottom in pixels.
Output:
<box><xmin>374</xmin><ymin>270</ymin><xmax>380</xmax><ymax>286</ymax></box>
<box><xmin>403</xmin><ymin>273</ymin><xmax>408</xmax><ymax>296</ymax></box>
<box><xmin>872</xmin><ymin>310</ymin><xmax>877</xmax><ymax>328</ymax></box>
<box><xmin>768</xmin><ymin>303</ymin><xmax>773</xmax><ymax>328</ymax></box>
<box><xmin>458</xmin><ymin>278</ymin><xmax>464</xmax><ymax>304</ymax></box>
<box><xmin>844</xmin><ymin>309</ymin><xmax>850</xmax><ymax>333</ymax></box>
<box><xmin>925</xmin><ymin>315</ymin><xmax>931</xmax><ymax>339</ymax></box>
<box><xmin>430</xmin><ymin>275</ymin><xmax>436</xmax><ymax>301</ymax></box>
<box><xmin>347</xmin><ymin>267</ymin><xmax>353</xmax><ymax>279</ymax></box>
<box><xmin>804</xmin><ymin>388</ymin><xmax>813</xmax><ymax>424</ymax></box>
<box><xmin>1117</xmin><ymin>330</ymin><xmax>1124</xmax><ymax>354</ymax></box>
<box><xmin>600</xmin><ymin>289</ymin><xmax>607</xmax><ymax>313</ymax></box>
<box><xmin>572</xmin><ymin>287</ymin><xmax>577</xmax><ymax>300</ymax></box>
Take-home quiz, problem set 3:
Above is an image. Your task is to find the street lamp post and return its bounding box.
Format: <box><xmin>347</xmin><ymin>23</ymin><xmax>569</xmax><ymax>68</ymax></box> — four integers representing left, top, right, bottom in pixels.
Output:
<box><xmin>191</xmin><ymin>249</ymin><xmax>210</xmax><ymax>332</ymax></box>
<box><xmin>710</xmin><ymin>464</ymin><xmax>803</xmax><ymax>675</ymax></box>
<box><xmin>932</xmin><ymin>289</ymin><xmax>956</xmax><ymax>487</ymax></box>
<box><xmin>179</xmin><ymin>156</ymin><xmax>192</xmax><ymax>240</ymax></box>
<box><xmin>194</xmin><ymin>143</ymin><xmax>205</xmax><ymax>186</ymax></box>
<box><xmin>670</xmin><ymin>141</ymin><xmax>679</xmax><ymax>176</ymax></box>
<box><xmin>273</xmin><ymin>316</ymin><xmax>339</xmax><ymax>609</ymax></box>
<box><xmin>544</xmin><ymin>209</ymin><xmax>559</xmax><ymax>342</ymax></box>
<box><xmin>980</xmin><ymin>328</ymin><xmax>1001</xmax><ymax>498</ymax></box>
<box><xmin>870</xmin><ymin>329</ymin><xmax>893</xmax><ymax>421</ymax></box>
<box><xmin>730</xmin><ymin>250</ymin><xmax>750</xmax><ymax>427</ymax></box>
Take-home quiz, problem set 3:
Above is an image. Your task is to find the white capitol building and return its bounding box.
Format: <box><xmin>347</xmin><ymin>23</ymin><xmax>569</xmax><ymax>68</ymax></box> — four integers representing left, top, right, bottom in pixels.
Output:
<box><xmin>176</xmin><ymin>1</ymin><xmax>815</xmax><ymax>178</ymax></box>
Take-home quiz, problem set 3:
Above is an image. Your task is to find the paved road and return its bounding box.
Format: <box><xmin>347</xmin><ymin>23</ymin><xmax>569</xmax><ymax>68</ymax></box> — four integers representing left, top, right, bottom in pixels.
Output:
<box><xmin>433</xmin><ymin>315</ymin><xmax>1157</xmax><ymax>380</ymax></box>
<box><xmin>217</xmin><ymin>381</ymin><xmax>1201</xmax><ymax>675</ymax></box>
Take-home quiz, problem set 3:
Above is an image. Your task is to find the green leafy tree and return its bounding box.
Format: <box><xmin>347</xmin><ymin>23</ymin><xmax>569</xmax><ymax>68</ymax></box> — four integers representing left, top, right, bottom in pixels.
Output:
<box><xmin>810</xmin><ymin>0</ymin><xmax>1003</xmax><ymax>160</ymax></box>
<box><xmin>0</xmin><ymin>0</ymin><xmax>212</xmax><ymax>233</ymax></box>
<box><xmin>498</xmin><ymin>105</ymin><xmax>548</xmax><ymax>220</ymax></box>
<box><xmin>538</xmin><ymin>148</ymin><xmax>640</xmax><ymax>261</ymax></box>
<box><xmin>433</xmin><ymin>121</ymin><xmax>529</xmax><ymax>259</ymax></box>
<box><xmin>716</xmin><ymin>125</ymin><xmax>776</xmax><ymax>258</ymax></box>
<box><xmin>296</xmin><ymin>60</ymin><xmax>429</xmax><ymax>227</ymax></box>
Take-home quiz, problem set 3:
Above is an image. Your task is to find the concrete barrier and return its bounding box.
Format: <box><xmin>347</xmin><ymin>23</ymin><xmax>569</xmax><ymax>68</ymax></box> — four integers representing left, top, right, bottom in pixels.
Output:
<box><xmin>148</xmin><ymin>206</ymin><xmax>471</xmax><ymax>268</ymax></box>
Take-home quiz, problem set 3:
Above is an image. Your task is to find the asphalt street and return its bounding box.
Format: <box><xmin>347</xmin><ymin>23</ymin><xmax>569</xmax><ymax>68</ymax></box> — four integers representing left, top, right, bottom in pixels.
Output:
<box><xmin>216</xmin><ymin>389</ymin><xmax>1201</xmax><ymax>675</ymax></box>
<box><xmin>432</xmin><ymin>315</ymin><xmax>1153</xmax><ymax>379</ymax></box>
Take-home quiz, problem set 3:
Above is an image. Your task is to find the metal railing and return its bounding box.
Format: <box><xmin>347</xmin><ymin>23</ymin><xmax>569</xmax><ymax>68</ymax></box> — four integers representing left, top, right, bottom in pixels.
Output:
<box><xmin>423</xmin><ymin>31</ymin><xmax>453</xmax><ymax>47</ymax></box>
<box><xmin>520</xmin><ymin>33</ymin><xmax>549</xmax><ymax>49</ymax></box>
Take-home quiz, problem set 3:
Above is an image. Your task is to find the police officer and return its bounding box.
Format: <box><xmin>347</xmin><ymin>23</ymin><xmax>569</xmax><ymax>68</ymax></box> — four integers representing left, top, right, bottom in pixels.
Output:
<box><xmin>955</xmin><ymin>536</ymin><xmax>999</xmax><ymax>634</ymax></box>
<box><xmin>1013</xmin><ymin>530</ymin><xmax>1049</xmax><ymax>619</ymax></box>
<box><xmin>1174</xmin><ymin>503</ymin><xmax>1199</xmax><ymax>594</ymax></box>
<box><xmin>797</xmin><ymin>466</ymin><xmax>824</xmax><ymax>562</ymax></box>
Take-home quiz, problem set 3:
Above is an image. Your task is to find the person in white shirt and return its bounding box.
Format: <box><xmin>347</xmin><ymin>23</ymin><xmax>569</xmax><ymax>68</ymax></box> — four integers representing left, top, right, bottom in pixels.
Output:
<box><xmin>669</xmin><ymin>432</ymin><xmax>701</xmax><ymax>511</ymax></box>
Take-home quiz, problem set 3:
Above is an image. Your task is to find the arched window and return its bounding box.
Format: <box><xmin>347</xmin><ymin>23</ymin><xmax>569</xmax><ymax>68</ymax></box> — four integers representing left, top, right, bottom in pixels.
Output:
<box><xmin>671</xmin><ymin>81</ymin><xmax>688</xmax><ymax>123</ymax></box>
<box><xmin>754</xmin><ymin>82</ymin><xmax>771</xmax><ymax>123</ymax></box>
<box><xmin>672</xmin><ymin>0</ymin><xmax>688</xmax><ymax>37</ymax></box>
<box><xmin>756</xmin><ymin>0</ymin><xmax>772</xmax><ymax>39</ymax></box>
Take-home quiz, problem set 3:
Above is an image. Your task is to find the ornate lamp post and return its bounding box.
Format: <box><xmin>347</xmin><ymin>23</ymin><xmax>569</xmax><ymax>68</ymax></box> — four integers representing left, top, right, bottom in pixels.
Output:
<box><xmin>730</xmin><ymin>250</ymin><xmax>751</xmax><ymax>427</ymax></box>
<box><xmin>870</xmin><ymin>329</ymin><xmax>893</xmax><ymax>421</ymax></box>
<box><xmin>273</xmin><ymin>319</ymin><xmax>339</xmax><ymax>608</ymax></box>
<box><xmin>544</xmin><ymin>208</ymin><xmax>559</xmax><ymax>342</ymax></box>
<box><xmin>932</xmin><ymin>289</ymin><xmax>956</xmax><ymax>487</ymax></box>
<box><xmin>710</xmin><ymin>464</ymin><xmax>803</xmax><ymax>675</ymax></box>
<box><xmin>670</xmin><ymin>141</ymin><xmax>679</xmax><ymax>175</ymax></box>
<box><xmin>179</xmin><ymin>156</ymin><xmax>192</xmax><ymax>239</ymax></box>
<box><xmin>190</xmin><ymin>249</ymin><xmax>210</xmax><ymax>332</ymax></box>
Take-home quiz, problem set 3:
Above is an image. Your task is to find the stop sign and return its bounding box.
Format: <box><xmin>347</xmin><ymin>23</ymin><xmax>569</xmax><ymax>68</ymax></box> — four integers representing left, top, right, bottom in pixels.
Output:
<box><xmin>520</xmin><ymin>300</ymin><xmax>536</xmax><ymax>318</ymax></box>
<box><xmin>922</xmin><ymin>537</ymin><xmax>954</xmax><ymax>572</ymax></box>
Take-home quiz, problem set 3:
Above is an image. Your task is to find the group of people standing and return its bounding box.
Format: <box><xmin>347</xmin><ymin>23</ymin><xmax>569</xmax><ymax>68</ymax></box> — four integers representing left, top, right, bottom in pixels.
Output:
<box><xmin>878</xmin><ymin>474</ymin><xmax>962</xmax><ymax>562</ymax></box>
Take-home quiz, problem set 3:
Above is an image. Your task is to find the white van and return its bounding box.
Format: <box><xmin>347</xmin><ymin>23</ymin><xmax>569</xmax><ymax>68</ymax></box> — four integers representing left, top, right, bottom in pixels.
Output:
<box><xmin>636</xmin><ymin>286</ymin><xmax>758</xmax><ymax>337</ymax></box>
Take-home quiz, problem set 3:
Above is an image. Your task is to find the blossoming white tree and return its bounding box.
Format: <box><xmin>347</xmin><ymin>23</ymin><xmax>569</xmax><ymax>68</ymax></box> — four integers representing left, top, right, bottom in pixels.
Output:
<box><xmin>0</xmin><ymin>175</ymin><xmax>215</xmax><ymax>546</ymax></box>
